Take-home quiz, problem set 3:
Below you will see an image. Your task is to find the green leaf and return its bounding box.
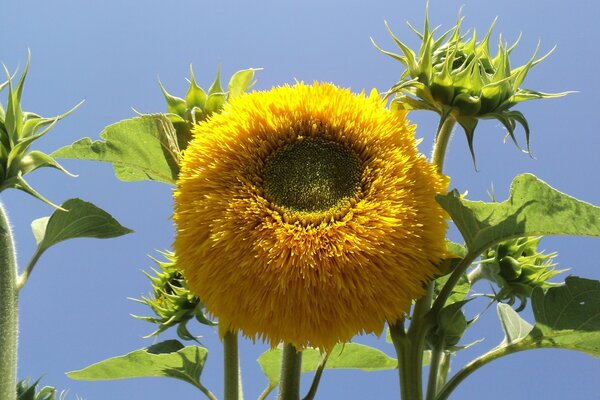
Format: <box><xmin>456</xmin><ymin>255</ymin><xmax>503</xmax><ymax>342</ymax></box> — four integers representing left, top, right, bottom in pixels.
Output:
<box><xmin>496</xmin><ymin>303</ymin><xmax>533</xmax><ymax>346</ymax></box>
<box><xmin>258</xmin><ymin>343</ymin><xmax>397</xmax><ymax>387</ymax></box>
<box><xmin>52</xmin><ymin>115</ymin><xmax>180</xmax><ymax>185</ymax></box>
<box><xmin>437</xmin><ymin>174</ymin><xmax>600</xmax><ymax>256</ymax></box>
<box><xmin>34</xmin><ymin>198</ymin><xmax>132</xmax><ymax>253</ymax></box>
<box><xmin>527</xmin><ymin>276</ymin><xmax>600</xmax><ymax>356</ymax></box>
<box><xmin>67</xmin><ymin>340</ymin><xmax>209</xmax><ymax>391</ymax></box>
<box><xmin>491</xmin><ymin>277</ymin><xmax>600</xmax><ymax>358</ymax></box>
<box><xmin>435</xmin><ymin>272</ymin><xmax>470</xmax><ymax>306</ymax></box>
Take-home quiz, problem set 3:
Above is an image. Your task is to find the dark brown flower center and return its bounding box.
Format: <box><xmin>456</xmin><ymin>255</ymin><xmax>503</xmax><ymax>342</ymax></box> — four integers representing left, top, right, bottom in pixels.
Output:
<box><xmin>262</xmin><ymin>137</ymin><xmax>361</xmax><ymax>213</ymax></box>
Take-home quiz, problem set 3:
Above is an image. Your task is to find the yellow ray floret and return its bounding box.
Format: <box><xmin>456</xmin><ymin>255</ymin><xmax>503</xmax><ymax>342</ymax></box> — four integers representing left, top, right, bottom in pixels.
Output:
<box><xmin>173</xmin><ymin>82</ymin><xmax>449</xmax><ymax>350</ymax></box>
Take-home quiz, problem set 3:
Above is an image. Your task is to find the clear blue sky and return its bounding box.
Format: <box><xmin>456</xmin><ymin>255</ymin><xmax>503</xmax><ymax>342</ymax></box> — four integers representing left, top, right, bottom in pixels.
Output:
<box><xmin>2</xmin><ymin>0</ymin><xmax>599</xmax><ymax>399</ymax></box>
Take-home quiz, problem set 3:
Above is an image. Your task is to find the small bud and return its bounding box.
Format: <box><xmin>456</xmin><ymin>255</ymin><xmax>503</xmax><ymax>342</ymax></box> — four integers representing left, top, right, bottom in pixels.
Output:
<box><xmin>158</xmin><ymin>66</ymin><xmax>261</xmax><ymax>151</ymax></box>
<box><xmin>480</xmin><ymin>237</ymin><xmax>565</xmax><ymax>311</ymax></box>
<box><xmin>132</xmin><ymin>251</ymin><xmax>215</xmax><ymax>342</ymax></box>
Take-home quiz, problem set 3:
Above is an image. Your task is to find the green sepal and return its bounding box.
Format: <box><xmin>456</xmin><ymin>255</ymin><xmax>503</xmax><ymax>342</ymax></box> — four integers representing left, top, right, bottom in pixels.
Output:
<box><xmin>17</xmin><ymin>378</ymin><xmax>66</xmax><ymax>400</ymax></box>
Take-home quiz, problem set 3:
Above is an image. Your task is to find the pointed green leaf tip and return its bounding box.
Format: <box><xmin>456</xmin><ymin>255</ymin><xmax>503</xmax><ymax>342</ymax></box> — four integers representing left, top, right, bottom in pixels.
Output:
<box><xmin>0</xmin><ymin>54</ymin><xmax>82</xmax><ymax>208</ymax></box>
<box><xmin>375</xmin><ymin>7</ymin><xmax>571</xmax><ymax>161</ymax></box>
<box><xmin>67</xmin><ymin>340</ymin><xmax>213</xmax><ymax>394</ymax></box>
<box><xmin>436</xmin><ymin>173</ymin><xmax>600</xmax><ymax>256</ymax></box>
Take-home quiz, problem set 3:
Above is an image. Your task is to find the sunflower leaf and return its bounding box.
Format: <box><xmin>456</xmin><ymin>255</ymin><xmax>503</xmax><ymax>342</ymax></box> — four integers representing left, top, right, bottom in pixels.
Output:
<box><xmin>257</xmin><ymin>343</ymin><xmax>397</xmax><ymax>387</ymax></box>
<box><xmin>66</xmin><ymin>340</ymin><xmax>210</xmax><ymax>392</ymax></box>
<box><xmin>32</xmin><ymin>198</ymin><xmax>132</xmax><ymax>254</ymax></box>
<box><xmin>436</xmin><ymin>173</ymin><xmax>600</xmax><ymax>256</ymax></box>
<box><xmin>52</xmin><ymin>115</ymin><xmax>180</xmax><ymax>185</ymax></box>
<box><xmin>491</xmin><ymin>277</ymin><xmax>600</xmax><ymax>357</ymax></box>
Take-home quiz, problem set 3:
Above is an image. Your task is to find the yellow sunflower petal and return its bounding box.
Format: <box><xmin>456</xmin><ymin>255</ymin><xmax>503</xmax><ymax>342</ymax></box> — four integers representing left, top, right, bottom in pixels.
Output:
<box><xmin>174</xmin><ymin>82</ymin><xmax>449</xmax><ymax>350</ymax></box>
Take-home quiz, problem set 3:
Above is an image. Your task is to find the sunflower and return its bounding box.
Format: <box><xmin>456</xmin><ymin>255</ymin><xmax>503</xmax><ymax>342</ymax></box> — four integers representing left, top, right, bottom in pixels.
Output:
<box><xmin>173</xmin><ymin>82</ymin><xmax>448</xmax><ymax>350</ymax></box>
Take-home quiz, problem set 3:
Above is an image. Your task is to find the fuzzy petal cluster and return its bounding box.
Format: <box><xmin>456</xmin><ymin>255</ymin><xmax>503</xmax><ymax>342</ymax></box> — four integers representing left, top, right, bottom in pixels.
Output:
<box><xmin>174</xmin><ymin>82</ymin><xmax>449</xmax><ymax>350</ymax></box>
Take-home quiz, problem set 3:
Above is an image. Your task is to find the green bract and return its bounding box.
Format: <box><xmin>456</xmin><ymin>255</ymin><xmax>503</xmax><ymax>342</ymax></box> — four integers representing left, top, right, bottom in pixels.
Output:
<box><xmin>481</xmin><ymin>237</ymin><xmax>564</xmax><ymax>311</ymax></box>
<box><xmin>159</xmin><ymin>66</ymin><xmax>261</xmax><ymax>151</ymax></box>
<box><xmin>373</xmin><ymin>8</ymin><xmax>570</xmax><ymax>161</ymax></box>
<box><xmin>132</xmin><ymin>251</ymin><xmax>215</xmax><ymax>341</ymax></box>
<box><xmin>0</xmin><ymin>56</ymin><xmax>81</xmax><ymax>208</ymax></box>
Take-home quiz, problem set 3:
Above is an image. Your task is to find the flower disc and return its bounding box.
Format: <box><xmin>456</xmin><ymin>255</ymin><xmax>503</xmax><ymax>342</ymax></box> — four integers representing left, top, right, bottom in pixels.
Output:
<box><xmin>174</xmin><ymin>82</ymin><xmax>449</xmax><ymax>349</ymax></box>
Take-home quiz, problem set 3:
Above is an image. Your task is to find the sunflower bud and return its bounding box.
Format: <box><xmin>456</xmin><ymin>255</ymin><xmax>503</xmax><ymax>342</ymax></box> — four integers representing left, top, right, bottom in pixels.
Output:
<box><xmin>158</xmin><ymin>66</ymin><xmax>261</xmax><ymax>151</ymax></box>
<box><xmin>480</xmin><ymin>237</ymin><xmax>564</xmax><ymax>311</ymax></box>
<box><xmin>17</xmin><ymin>378</ymin><xmax>66</xmax><ymax>400</ymax></box>
<box><xmin>0</xmin><ymin>54</ymin><xmax>81</xmax><ymax>208</ymax></box>
<box><xmin>132</xmin><ymin>251</ymin><xmax>215</xmax><ymax>341</ymax></box>
<box><xmin>373</xmin><ymin>7</ymin><xmax>570</xmax><ymax>162</ymax></box>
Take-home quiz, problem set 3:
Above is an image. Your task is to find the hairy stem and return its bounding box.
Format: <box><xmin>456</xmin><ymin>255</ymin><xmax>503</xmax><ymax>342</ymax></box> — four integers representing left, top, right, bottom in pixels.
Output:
<box><xmin>392</xmin><ymin>116</ymin><xmax>457</xmax><ymax>400</ymax></box>
<box><xmin>223</xmin><ymin>331</ymin><xmax>241</xmax><ymax>400</ymax></box>
<box><xmin>0</xmin><ymin>203</ymin><xmax>18</xmax><ymax>400</ymax></box>
<box><xmin>277</xmin><ymin>343</ymin><xmax>303</xmax><ymax>400</ymax></box>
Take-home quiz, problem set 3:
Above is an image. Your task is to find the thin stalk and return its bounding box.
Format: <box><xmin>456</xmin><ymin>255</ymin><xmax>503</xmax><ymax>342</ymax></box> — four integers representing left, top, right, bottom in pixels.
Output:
<box><xmin>277</xmin><ymin>343</ymin><xmax>303</xmax><ymax>400</ymax></box>
<box><xmin>436</xmin><ymin>344</ymin><xmax>528</xmax><ymax>400</ymax></box>
<box><xmin>466</xmin><ymin>265</ymin><xmax>484</xmax><ymax>285</ymax></box>
<box><xmin>257</xmin><ymin>384</ymin><xmax>277</xmax><ymax>400</ymax></box>
<box><xmin>431</xmin><ymin>117</ymin><xmax>457</xmax><ymax>174</ymax></box>
<box><xmin>223</xmin><ymin>331</ymin><xmax>241</xmax><ymax>400</ymax></box>
<box><xmin>425</xmin><ymin>341</ymin><xmax>449</xmax><ymax>400</ymax></box>
<box><xmin>16</xmin><ymin>247</ymin><xmax>43</xmax><ymax>290</ymax></box>
<box><xmin>0</xmin><ymin>203</ymin><xmax>18</xmax><ymax>400</ymax></box>
<box><xmin>302</xmin><ymin>353</ymin><xmax>329</xmax><ymax>400</ymax></box>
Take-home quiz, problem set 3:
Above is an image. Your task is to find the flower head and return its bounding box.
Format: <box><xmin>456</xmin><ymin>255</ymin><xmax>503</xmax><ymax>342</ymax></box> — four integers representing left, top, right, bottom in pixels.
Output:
<box><xmin>373</xmin><ymin>7</ymin><xmax>570</xmax><ymax>162</ymax></box>
<box><xmin>174</xmin><ymin>82</ymin><xmax>449</xmax><ymax>349</ymax></box>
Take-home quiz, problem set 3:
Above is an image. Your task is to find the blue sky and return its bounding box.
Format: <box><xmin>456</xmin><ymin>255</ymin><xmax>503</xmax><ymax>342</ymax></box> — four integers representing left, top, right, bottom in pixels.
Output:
<box><xmin>2</xmin><ymin>0</ymin><xmax>599</xmax><ymax>399</ymax></box>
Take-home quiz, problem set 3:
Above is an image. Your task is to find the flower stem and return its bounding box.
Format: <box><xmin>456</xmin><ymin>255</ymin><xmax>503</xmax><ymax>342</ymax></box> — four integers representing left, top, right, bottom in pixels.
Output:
<box><xmin>435</xmin><ymin>344</ymin><xmax>527</xmax><ymax>400</ymax></box>
<box><xmin>223</xmin><ymin>330</ymin><xmax>241</xmax><ymax>400</ymax></box>
<box><xmin>431</xmin><ymin>117</ymin><xmax>457</xmax><ymax>174</ymax></box>
<box><xmin>302</xmin><ymin>352</ymin><xmax>328</xmax><ymax>400</ymax></box>
<box><xmin>277</xmin><ymin>343</ymin><xmax>303</xmax><ymax>400</ymax></box>
<box><xmin>392</xmin><ymin>116</ymin><xmax>457</xmax><ymax>400</ymax></box>
<box><xmin>0</xmin><ymin>203</ymin><xmax>18</xmax><ymax>400</ymax></box>
<box><xmin>425</xmin><ymin>340</ymin><xmax>450</xmax><ymax>400</ymax></box>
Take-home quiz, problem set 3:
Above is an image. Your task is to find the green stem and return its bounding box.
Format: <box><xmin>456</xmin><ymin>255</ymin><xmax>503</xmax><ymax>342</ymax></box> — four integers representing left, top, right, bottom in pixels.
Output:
<box><xmin>223</xmin><ymin>331</ymin><xmax>241</xmax><ymax>400</ymax></box>
<box><xmin>0</xmin><ymin>203</ymin><xmax>18</xmax><ymax>400</ymax></box>
<box><xmin>302</xmin><ymin>353</ymin><xmax>329</xmax><ymax>400</ymax></box>
<box><xmin>435</xmin><ymin>344</ymin><xmax>527</xmax><ymax>400</ymax></box>
<box><xmin>257</xmin><ymin>384</ymin><xmax>277</xmax><ymax>400</ymax></box>
<box><xmin>389</xmin><ymin>321</ymin><xmax>418</xmax><ymax>400</ymax></box>
<box><xmin>16</xmin><ymin>247</ymin><xmax>44</xmax><ymax>290</ymax></box>
<box><xmin>425</xmin><ymin>341</ymin><xmax>450</xmax><ymax>400</ymax></box>
<box><xmin>277</xmin><ymin>343</ymin><xmax>303</xmax><ymax>400</ymax></box>
<box><xmin>431</xmin><ymin>117</ymin><xmax>457</xmax><ymax>174</ymax></box>
<box><xmin>391</xmin><ymin>116</ymin><xmax>457</xmax><ymax>400</ymax></box>
<box><xmin>466</xmin><ymin>265</ymin><xmax>484</xmax><ymax>285</ymax></box>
